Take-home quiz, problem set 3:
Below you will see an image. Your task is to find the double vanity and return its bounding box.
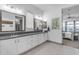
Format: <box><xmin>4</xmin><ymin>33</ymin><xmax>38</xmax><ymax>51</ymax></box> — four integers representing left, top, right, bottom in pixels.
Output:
<box><xmin>0</xmin><ymin>31</ymin><xmax>48</xmax><ymax>55</ymax></box>
<box><xmin>0</xmin><ymin>9</ymin><xmax>48</xmax><ymax>55</ymax></box>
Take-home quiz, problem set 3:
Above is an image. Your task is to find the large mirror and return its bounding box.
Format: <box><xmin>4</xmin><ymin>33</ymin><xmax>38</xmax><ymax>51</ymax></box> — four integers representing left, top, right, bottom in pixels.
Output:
<box><xmin>34</xmin><ymin>18</ymin><xmax>47</xmax><ymax>32</ymax></box>
<box><xmin>34</xmin><ymin>18</ymin><xmax>43</xmax><ymax>31</ymax></box>
<box><xmin>0</xmin><ymin>10</ymin><xmax>25</xmax><ymax>32</ymax></box>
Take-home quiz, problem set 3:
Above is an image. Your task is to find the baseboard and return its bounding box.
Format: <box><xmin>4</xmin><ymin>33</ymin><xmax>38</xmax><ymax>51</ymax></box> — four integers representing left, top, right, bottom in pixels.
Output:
<box><xmin>19</xmin><ymin>40</ymin><xmax>47</xmax><ymax>55</ymax></box>
<box><xmin>47</xmin><ymin>40</ymin><xmax>63</xmax><ymax>45</ymax></box>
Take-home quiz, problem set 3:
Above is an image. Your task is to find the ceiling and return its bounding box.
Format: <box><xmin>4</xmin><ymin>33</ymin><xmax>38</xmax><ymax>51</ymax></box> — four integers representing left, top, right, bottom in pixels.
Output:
<box><xmin>34</xmin><ymin>4</ymin><xmax>79</xmax><ymax>21</ymax></box>
<box><xmin>7</xmin><ymin>4</ymin><xmax>79</xmax><ymax>20</ymax></box>
<box><xmin>33</xmin><ymin>4</ymin><xmax>75</xmax><ymax>12</ymax></box>
<box><xmin>63</xmin><ymin>5</ymin><xmax>79</xmax><ymax>16</ymax></box>
<box><xmin>33</xmin><ymin>4</ymin><xmax>79</xmax><ymax>21</ymax></box>
<box><xmin>63</xmin><ymin>5</ymin><xmax>79</xmax><ymax>20</ymax></box>
<box><xmin>33</xmin><ymin>4</ymin><xmax>62</xmax><ymax>11</ymax></box>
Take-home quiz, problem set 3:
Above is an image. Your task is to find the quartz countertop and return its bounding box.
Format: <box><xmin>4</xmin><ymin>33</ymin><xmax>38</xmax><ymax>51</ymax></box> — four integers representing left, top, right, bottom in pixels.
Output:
<box><xmin>0</xmin><ymin>31</ymin><xmax>48</xmax><ymax>40</ymax></box>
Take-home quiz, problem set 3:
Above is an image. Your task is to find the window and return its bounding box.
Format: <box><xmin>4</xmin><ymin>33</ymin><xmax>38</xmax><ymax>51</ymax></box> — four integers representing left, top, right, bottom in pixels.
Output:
<box><xmin>75</xmin><ymin>21</ymin><xmax>79</xmax><ymax>32</ymax></box>
<box><xmin>63</xmin><ymin>20</ymin><xmax>79</xmax><ymax>33</ymax></box>
<box><xmin>67</xmin><ymin>21</ymin><xmax>74</xmax><ymax>32</ymax></box>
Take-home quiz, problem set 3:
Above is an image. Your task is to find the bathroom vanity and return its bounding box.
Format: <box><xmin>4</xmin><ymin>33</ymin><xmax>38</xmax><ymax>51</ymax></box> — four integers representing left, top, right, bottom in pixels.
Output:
<box><xmin>0</xmin><ymin>31</ymin><xmax>48</xmax><ymax>55</ymax></box>
<box><xmin>0</xmin><ymin>10</ymin><xmax>48</xmax><ymax>55</ymax></box>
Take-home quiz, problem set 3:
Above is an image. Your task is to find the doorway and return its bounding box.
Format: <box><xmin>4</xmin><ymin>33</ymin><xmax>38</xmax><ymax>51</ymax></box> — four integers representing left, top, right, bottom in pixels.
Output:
<box><xmin>62</xmin><ymin>5</ymin><xmax>79</xmax><ymax>49</ymax></box>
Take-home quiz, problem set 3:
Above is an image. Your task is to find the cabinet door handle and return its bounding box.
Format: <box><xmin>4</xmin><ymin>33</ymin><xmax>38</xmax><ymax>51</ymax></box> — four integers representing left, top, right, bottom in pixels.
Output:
<box><xmin>15</xmin><ymin>40</ymin><xmax>17</xmax><ymax>43</ymax></box>
<box><xmin>14</xmin><ymin>40</ymin><xmax>19</xmax><ymax>43</ymax></box>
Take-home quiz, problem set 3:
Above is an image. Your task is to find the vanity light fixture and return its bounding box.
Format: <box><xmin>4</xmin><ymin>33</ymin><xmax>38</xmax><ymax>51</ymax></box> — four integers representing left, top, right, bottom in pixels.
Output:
<box><xmin>35</xmin><ymin>15</ymin><xmax>47</xmax><ymax>21</ymax></box>
<box><xmin>35</xmin><ymin>15</ymin><xmax>43</xmax><ymax>20</ymax></box>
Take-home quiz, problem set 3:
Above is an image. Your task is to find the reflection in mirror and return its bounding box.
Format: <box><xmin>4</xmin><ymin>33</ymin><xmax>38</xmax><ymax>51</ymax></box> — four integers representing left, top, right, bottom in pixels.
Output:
<box><xmin>15</xmin><ymin>16</ymin><xmax>23</xmax><ymax>31</ymax></box>
<box><xmin>34</xmin><ymin>18</ymin><xmax>43</xmax><ymax>31</ymax></box>
<box><xmin>34</xmin><ymin>18</ymin><xmax>47</xmax><ymax>31</ymax></box>
<box><xmin>0</xmin><ymin>10</ymin><xmax>25</xmax><ymax>32</ymax></box>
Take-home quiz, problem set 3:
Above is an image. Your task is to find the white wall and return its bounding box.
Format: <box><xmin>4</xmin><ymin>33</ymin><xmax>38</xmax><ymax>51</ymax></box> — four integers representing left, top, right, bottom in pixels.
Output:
<box><xmin>44</xmin><ymin>5</ymin><xmax>75</xmax><ymax>44</ymax></box>
<box><xmin>26</xmin><ymin>12</ymin><xmax>34</xmax><ymax>31</ymax></box>
<box><xmin>44</xmin><ymin>9</ymin><xmax>62</xmax><ymax>44</ymax></box>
